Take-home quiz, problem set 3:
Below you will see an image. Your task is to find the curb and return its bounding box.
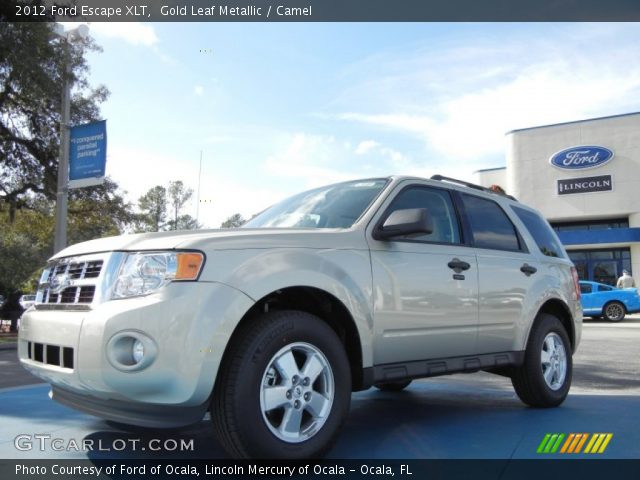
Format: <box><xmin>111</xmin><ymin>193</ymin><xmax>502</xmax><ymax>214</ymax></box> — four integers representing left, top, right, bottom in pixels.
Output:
<box><xmin>0</xmin><ymin>342</ymin><xmax>17</xmax><ymax>351</ymax></box>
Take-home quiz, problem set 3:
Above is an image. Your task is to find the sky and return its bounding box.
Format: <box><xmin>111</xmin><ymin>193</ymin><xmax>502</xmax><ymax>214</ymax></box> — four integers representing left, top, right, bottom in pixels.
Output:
<box><xmin>62</xmin><ymin>22</ymin><xmax>640</xmax><ymax>229</ymax></box>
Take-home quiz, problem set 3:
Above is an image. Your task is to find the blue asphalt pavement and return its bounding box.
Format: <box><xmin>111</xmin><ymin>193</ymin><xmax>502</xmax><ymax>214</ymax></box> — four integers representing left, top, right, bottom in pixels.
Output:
<box><xmin>1</xmin><ymin>375</ymin><xmax>639</xmax><ymax>460</ymax></box>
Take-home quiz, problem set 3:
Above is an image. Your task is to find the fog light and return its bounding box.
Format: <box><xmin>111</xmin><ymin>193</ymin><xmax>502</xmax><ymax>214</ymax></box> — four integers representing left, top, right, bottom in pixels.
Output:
<box><xmin>132</xmin><ymin>339</ymin><xmax>144</xmax><ymax>364</ymax></box>
<box><xmin>106</xmin><ymin>332</ymin><xmax>157</xmax><ymax>371</ymax></box>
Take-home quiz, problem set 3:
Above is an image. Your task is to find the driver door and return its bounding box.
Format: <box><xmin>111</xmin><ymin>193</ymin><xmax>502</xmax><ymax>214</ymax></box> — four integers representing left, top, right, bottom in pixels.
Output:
<box><xmin>367</xmin><ymin>184</ymin><xmax>478</xmax><ymax>364</ymax></box>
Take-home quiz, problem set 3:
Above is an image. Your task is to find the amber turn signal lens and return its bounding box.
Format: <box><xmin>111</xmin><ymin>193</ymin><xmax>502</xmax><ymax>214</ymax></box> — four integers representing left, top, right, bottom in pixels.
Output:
<box><xmin>175</xmin><ymin>253</ymin><xmax>204</xmax><ymax>280</ymax></box>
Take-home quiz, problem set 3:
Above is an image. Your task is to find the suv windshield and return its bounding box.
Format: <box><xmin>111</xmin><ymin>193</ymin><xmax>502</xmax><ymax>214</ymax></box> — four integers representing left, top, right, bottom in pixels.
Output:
<box><xmin>244</xmin><ymin>179</ymin><xmax>388</xmax><ymax>229</ymax></box>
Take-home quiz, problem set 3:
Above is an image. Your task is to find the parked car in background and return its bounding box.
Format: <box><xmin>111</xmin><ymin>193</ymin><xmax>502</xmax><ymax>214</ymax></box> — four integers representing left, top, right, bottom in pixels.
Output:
<box><xmin>19</xmin><ymin>295</ymin><xmax>36</xmax><ymax>311</ymax></box>
<box><xmin>579</xmin><ymin>280</ymin><xmax>640</xmax><ymax>322</ymax></box>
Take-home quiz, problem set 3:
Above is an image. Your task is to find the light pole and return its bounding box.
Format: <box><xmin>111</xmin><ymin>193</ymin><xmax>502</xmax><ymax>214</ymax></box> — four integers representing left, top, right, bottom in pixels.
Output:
<box><xmin>53</xmin><ymin>24</ymin><xmax>89</xmax><ymax>254</ymax></box>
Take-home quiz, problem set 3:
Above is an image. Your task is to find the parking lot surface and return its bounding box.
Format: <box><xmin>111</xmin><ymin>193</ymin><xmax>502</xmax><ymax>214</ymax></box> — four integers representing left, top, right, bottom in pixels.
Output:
<box><xmin>0</xmin><ymin>317</ymin><xmax>638</xmax><ymax>459</ymax></box>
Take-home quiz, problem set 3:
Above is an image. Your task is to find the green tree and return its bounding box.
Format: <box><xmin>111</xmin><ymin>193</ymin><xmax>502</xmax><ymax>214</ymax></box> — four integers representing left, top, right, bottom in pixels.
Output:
<box><xmin>67</xmin><ymin>178</ymin><xmax>134</xmax><ymax>244</ymax></box>
<box><xmin>0</xmin><ymin>22</ymin><xmax>109</xmax><ymax>221</ymax></box>
<box><xmin>0</xmin><ymin>207</ymin><xmax>52</xmax><ymax>296</ymax></box>
<box><xmin>167</xmin><ymin>180</ymin><xmax>193</xmax><ymax>231</ymax></box>
<box><xmin>174</xmin><ymin>214</ymin><xmax>201</xmax><ymax>231</ymax></box>
<box><xmin>0</xmin><ymin>179</ymin><xmax>135</xmax><ymax>296</ymax></box>
<box><xmin>137</xmin><ymin>185</ymin><xmax>167</xmax><ymax>232</ymax></box>
<box><xmin>220</xmin><ymin>213</ymin><xmax>246</xmax><ymax>228</ymax></box>
<box><xmin>135</xmin><ymin>182</ymin><xmax>201</xmax><ymax>232</ymax></box>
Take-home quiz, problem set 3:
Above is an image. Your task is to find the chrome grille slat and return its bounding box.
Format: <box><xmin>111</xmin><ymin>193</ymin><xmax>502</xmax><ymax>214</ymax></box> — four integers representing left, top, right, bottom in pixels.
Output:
<box><xmin>36</xmin><ymin>257</ymin><xmax>105</xmax><ymax>308</ymax></box>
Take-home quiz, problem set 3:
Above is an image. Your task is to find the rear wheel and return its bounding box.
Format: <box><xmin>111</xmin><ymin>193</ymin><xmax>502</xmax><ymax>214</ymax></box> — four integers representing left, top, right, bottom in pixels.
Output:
<box><xmin>511</xmin><ymin>313</ymin><xmax>572</xmax><ymax>407</ymax></box>
<box><xmin>211</xmin><ymin>310</ymin><xmax>351</xmax><ymax>459</ymax></box>
<box><xmin>603</xmin><ymin>301</ymin><xmax>625</xmax><ymax>322</ymax></box>
<box><xmin>374</xmin><ymin>380</ymin><xmax>412</xmax><ymax>392</ymax></box>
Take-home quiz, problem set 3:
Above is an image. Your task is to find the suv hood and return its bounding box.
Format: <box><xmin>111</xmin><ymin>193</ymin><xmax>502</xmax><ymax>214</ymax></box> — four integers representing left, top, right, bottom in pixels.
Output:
<box><xmin>52</xmin><ymin>228</ymin><xmax>366</xmax><ymax>260</ymax></box>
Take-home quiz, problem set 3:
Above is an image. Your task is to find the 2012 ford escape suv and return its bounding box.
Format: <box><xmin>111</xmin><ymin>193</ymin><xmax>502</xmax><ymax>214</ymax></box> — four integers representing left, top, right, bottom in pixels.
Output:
<box><xmin>18</xmin><ymin>175</ymin><xmax>582</xmax><ymax>459</ymax></box>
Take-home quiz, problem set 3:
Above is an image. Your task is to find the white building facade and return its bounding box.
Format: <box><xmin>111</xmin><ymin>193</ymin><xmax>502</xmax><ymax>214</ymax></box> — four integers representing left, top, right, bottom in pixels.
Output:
<box><xmin>475</xmin><ymin>112</ymin><xmax>640</xmax><ymax>285</ymax></box>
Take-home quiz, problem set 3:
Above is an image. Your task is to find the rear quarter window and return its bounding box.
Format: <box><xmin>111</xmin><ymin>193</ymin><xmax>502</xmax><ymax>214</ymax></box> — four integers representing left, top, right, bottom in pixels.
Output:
<box><xmin>460</xmin><ymin>193</ymin><xmax>521</xmax><ymax>251</ymax></box>
<box><xmin>512</xmin><ymin>205</ymin><xmax>566</xmax><ymax>258</ymax></box>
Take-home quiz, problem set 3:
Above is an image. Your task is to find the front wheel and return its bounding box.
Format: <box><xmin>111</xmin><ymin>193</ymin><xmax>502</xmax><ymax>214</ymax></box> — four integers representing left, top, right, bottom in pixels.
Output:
<box><xmin>211</xmin><ymin>310</ymin><xmax>351</xmax><ymax>459</ymax></box>
<box><xmin>603</xmin><ymin>301</ymin><xmax>625</xmax><ymax>322</ymax></box>
<box><xmin>511</xmin><ymin>313</ymin><xmax>572</xmax><ymax>407</ymax></box>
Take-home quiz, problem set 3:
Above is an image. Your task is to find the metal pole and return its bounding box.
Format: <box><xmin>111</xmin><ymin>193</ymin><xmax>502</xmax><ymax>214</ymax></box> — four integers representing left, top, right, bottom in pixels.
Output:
<box><xmin>196</xmin><ymin>150</ymin><xmax>202</xmax><ymax>224</ymax></box>
<box><xmin>53</xmin><ymin>41</ymin><xmax>72</xmax><ymax>254</ymax></box>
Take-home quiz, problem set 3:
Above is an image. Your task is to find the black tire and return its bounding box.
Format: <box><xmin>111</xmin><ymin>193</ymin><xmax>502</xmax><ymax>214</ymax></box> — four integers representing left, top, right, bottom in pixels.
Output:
<box><xmin>603</xmin><ymin>301</ymin><xmax>626</xmax><ymax>322</ymax></box>
<box><xmin>374</xmin><ymin>380</ymin><xmax>412</xmax><ymax>392</ymax></box>
<box><xmin>211</xmin><ymin>310</ymin><xmax>351</xmax><ymax>459</ymax></box>
<box><xmin>511</xmin><ymin>313</ymin><xmax>572</xmax><ymax>408</ymax></box>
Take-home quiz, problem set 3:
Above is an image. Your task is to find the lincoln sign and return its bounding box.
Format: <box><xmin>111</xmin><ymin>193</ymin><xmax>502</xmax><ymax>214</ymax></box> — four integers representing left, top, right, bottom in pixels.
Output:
<box><xmin>550</xmin><ymin>145</ymin><xmax>614</xmax><ymax>170</ymax></box>
<box><xmin>557</xmin><ymin>175</ymin><xmax>612</xmax><ymax>195</ymax></box>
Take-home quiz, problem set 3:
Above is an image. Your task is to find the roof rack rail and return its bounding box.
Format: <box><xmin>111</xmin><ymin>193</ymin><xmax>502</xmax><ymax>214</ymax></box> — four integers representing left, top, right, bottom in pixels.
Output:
<box><xmin>430</xmin><ymin>174</ymin><xmax>518</xmax><ymax>201</ymax></box>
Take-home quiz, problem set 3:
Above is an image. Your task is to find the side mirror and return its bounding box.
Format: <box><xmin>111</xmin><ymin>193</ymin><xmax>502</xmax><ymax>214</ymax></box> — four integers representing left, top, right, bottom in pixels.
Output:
<box><xmin>373</xmin><ymin>208</ymin><xmax>434</xmax><ymax>240</ymax></box>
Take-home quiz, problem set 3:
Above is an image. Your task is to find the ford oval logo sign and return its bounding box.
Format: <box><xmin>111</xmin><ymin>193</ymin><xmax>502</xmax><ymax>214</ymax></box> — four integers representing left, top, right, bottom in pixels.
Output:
<box><xmin>549</xmin><ymin>146</ymin><xmax>614</xmax><ymax>170</ymax></box>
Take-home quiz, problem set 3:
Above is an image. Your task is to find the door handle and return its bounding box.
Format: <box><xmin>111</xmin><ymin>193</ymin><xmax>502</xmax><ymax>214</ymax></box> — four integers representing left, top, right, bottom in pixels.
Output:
<box><xmin>448</xmin><ymin>258</ymin><xmax>471</xmax><ymax>273</ymax></box>
<box><xmin>520</xmin><ymin>263</ymin><xmax>537</xmax><ymax>276</ymax></box>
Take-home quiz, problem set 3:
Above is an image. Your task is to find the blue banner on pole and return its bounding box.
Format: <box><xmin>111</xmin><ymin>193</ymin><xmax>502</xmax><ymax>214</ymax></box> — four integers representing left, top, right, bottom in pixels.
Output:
<box><xmin>69</xmin><ymin>120</ymin><xmax>107</xmax><ymax>188</ymax></box>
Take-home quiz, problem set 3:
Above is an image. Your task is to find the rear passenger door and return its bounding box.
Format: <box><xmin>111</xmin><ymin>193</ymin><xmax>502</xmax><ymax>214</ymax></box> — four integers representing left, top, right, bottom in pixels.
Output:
<box><xmin>368</xmin><ymin>183</ymin><xmax>479</xmax><ymax>364</ymax></box>
<box><xmin>458</xmin><ymin>193</ymin><xmax>537</xmax><ymax>354</ymax></box>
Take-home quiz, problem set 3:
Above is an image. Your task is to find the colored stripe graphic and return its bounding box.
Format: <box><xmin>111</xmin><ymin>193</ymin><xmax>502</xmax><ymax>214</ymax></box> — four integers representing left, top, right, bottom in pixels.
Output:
<box><xmin>598</xmin><ymin>434</ymin><xmax>613</xmax><ymax>453</ymax></box>
<box><xmin>560</xmin><ymin>433</ymin><xmax>575</xmax><ymax>453</ymax></box>
<box><xmin>584</xmin><ymin>434</ymin><xmax>598</xmax><ymax>453</ymax></box>
<box><xmin>550</xmin><ymin>434</ymin><xmax>565</xmax><ymax>453</ymax></box>
<box><xmin>575</xmin><ymin>433</ymin><xmax>589</xmax><ymax>453</ymax></box>
<box><xmin>585</xmin><ymin>433</ymin><xmax>614</xmax><ymax>454</ymax></box>
<box><xmin>539</xmin><ymin>433</ymin><xmax>612</xmax><ymax>454</ymax></box>
<box><xmin>537</xmin><ymin>434</ymin><xmax>552</xmax><ymax>453</ymax></box>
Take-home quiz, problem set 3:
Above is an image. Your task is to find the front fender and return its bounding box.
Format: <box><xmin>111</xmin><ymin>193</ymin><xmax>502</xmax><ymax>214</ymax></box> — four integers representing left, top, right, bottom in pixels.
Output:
<box><xmin>201</xmin><ymin>248</ymin><xmax>375</xmax><ymax>367</ymax></box>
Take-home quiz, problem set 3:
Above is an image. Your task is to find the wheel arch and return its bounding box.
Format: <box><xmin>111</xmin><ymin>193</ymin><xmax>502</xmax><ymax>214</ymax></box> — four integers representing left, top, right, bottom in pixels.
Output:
<box><xmin>216</xmin><ymin>286</ymin><xmax>369</xmax><ymax>392</ymax></box>
<box><xmin>530</xmin><ymin>299</ymin><xmax>576</xmax><ymax>352</ymax></box>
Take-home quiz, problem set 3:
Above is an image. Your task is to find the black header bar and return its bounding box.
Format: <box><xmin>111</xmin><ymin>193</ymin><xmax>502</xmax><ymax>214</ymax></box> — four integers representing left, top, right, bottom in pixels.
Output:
<box><xmin>3</xmin><ymin>0</ymin><xmax>640</xmax><ymax>22</ymax></box>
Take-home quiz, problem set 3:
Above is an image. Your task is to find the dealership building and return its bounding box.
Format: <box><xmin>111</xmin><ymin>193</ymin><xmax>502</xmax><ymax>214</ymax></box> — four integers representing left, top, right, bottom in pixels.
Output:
<box><xmin>475</xmin><ymin>112</ymin><xmax>640</xmax><ymax>286</ymax></box>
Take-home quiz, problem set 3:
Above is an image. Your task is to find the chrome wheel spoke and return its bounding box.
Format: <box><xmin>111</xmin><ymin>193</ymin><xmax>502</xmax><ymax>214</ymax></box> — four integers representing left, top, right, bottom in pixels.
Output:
<box><xmin>263</xmin><ymin>386</ymin><xmax>290</xmax><ymax>411</ymax></box>
<box><xmin>301</xmin><ymin>353</ymin><xmax>325</xmax><ymax>383</ymax></box>
<box><xmin>279</xmin><ymin>405</ymin><xmax>303</xmax><ymax>436</ymax></box>
<box><xmin>540</xmin><ymin>348</ymin><xmax>552</xmax><ymax>366</ymax></box>
<box><xmin>543</xmin><ymin>363</ymin><xmax>555</xmax><ymax>385</ymax></box>
<box><xmin>274</xmin><ymin>350</ymin><xmax>300</xmax><ymax>381</ymax></box>
<box><xmin>305</xmin><ymin>392</ymin><xmax>330</xmax><ymax>417</ymax></box>
<box><xmin>544</xmin><ymin>337</ymin><xmax>555</xmax><ymax>356</ymax></box>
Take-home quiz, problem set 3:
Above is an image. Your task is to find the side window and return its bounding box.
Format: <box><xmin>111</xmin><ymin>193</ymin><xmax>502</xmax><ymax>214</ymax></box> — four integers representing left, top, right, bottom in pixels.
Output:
<box><xmin>384</xmin><ymin>186</ymin><xmax>461</xmax><ymax>244</ymax></box>
<box><xmin>460</xmin><ymin>194</ymin><xmax>521</xmax><ymax>251</ymax></box>
<box><xmin>512</xmin><ymin>205</ymin><xmax>566</xmax><ymax>258</ymax></box>
<box><xmin>580</xmin><ymin>284</ymin><xmax>592</xmax><ymax>294</ymax></box>
<box><xmin>599</xmin><ymin>285</ymin><xmax>613</xmax><ymax>292</ymax></box>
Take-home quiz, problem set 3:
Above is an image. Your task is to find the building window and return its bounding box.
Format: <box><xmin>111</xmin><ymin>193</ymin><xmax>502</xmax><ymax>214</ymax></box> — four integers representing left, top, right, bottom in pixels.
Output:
<box><xmin>567</xmin><ymin>248</ymin><xmax>631</xmax><ymax>286</ymax></box>
<box><xmin>551</xmin><ymin>218</ymin><xmax>629</xmax><ymax>233</ymax></box>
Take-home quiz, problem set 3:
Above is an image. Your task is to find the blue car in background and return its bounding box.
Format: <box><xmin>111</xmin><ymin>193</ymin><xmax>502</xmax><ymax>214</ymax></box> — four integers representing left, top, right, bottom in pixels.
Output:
<box><xmin>580</xmin><ymin>280</ymin><xmax>640</xmax><ymax>322</ymax></box>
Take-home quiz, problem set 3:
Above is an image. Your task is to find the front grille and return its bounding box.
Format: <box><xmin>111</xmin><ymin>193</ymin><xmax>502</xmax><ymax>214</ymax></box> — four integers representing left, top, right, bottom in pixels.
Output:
<box><xmin>46</xmin><ymin>285</ymin><xmax>96</xmax><ymax>305</ymax></box>
<box><xmin>27</xmin><ymin>341</ymin><xmax>74</xmax><ymax>369</ymax></box>
<box><xmin>43</xmin><ymin>259</ymin><xmax>103</xmax><ymax>284</ymax></box>
<box><xmin>36</xmin><ymin>255</ymin><xmax>107</xmax><ymax>309</ymax></box>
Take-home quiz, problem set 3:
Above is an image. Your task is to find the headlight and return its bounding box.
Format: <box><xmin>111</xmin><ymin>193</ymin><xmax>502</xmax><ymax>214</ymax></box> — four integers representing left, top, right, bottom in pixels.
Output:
<box><xmin>112</xmin><ymin>251</ymin><xmax>204</xmax><ymax>299</ymax></box>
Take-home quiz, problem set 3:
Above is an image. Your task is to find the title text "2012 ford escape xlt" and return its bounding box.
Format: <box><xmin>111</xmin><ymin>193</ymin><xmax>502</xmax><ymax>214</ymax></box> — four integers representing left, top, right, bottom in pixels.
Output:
<box><xmin>19</xmin><ymin>175</ymin><xmax>582</xmax><ymax>458</ymax></box>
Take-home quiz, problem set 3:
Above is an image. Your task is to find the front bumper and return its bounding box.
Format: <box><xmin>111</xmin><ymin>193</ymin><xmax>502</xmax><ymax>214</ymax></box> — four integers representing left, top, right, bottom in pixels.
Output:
<box><xmin>18</xmin><ymin>280</ymin><xmax>254</xmax><ymax>423</ymax></box>
<box><xmin>51</xmin><ymin>386</ymin><xmax>208</xmax><ymax>428</ymax></box>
